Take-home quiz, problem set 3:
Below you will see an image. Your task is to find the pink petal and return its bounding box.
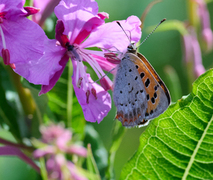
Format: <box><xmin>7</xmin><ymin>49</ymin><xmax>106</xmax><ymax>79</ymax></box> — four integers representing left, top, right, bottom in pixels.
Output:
<box><xmin>24</xmin><ymin>6</ymin><xmax>40</xmax><ymax>16</ymax></box>
<box><xmin>1</xmin><ymin>18</ymin><xmax>45</xmax><ymax>64</ymax></box>
<box><xmin>55</xmin><ymin>20</ymin><xmax>69</xmax><ymax>47</ymax></box>
<box><xmin>66</xmin><ymin>145</ymin><xmax>87</xmax><ymax>157</ymax></box>
<box><xmin>56</xmin><ymin>130</ymin><xmax>72</xmax><ymax>151</ymax></box>
<box><xmin>0</xmin><ymin>0</ymin><xmax>25</xmax><ymax>20</ymax></box>
<box><xmin>72</xmin><ymin>61</ymin><xmax>111</xmax><ymax>123</ymax></box>
<box><xmin>97</xmin><ymin>12</ymin><xmax>109</xmax><ymax>20</ymax></box>
<box><xmin>41</xmin><ymin>124</ymin><xmax>72</xmax><ymax>143</ymax></box>
<box><xmin>81</xmin><ymin>15</ymin><xmax>141</xmax><ymax>52</ymax></box>
<box><xmin>33</xmin><ymin>146</ymin><xmax>55</xmax><ymax>158</ymax></box>
<box><xmin>39</xmin><ymin>53</ymin><xmax>69</xmax><ymax>95</ymax></box>
<box><xmin>14</xmin><ymin>39</ymin><xmax>67</xmax><ymax>86</ymax></box>
<box><xmin>74</xmin><ymin>16</ymin><xmax>104</xmax><ymax>45</ymax></box>
<box><xmin>54</xmin><ymin>0</ymin><xmax>99</xmax><ymax>43</ymax></box>
<box><xmin>0</xmin><ymin>17</ymin><xmax>49</xmax><ymax>81</ymax></box>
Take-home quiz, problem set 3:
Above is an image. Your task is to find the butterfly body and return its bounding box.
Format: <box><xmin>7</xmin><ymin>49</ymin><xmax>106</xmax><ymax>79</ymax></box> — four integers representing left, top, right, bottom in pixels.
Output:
<box><xmin>113</xmin><ymin>44</ymin><xmax>170</xmax><ymax>127</ymax></box>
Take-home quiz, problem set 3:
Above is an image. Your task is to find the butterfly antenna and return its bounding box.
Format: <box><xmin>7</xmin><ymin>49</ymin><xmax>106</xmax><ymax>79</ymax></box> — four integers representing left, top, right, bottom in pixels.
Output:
<box><xmin>116</xmin><ymin>21</ymin><xmax>131</xmax><ymax>43</ymax></box>
<box><xmin>137</xmin><ymin>18</ymin><xmax>166</xmax><ymax>48</ymax></box>
<box><xmin>93</xmin><ymin>67</ymin><xmax>116</xmax><ymax>84</ymax></box>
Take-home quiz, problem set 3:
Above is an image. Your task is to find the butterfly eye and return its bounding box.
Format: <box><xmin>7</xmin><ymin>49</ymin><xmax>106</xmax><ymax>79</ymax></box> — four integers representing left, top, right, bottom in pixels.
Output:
<box><xmin>65</xmin><ymin>42</ymin><xmax>74</xmax><ymax>51</ymax></box>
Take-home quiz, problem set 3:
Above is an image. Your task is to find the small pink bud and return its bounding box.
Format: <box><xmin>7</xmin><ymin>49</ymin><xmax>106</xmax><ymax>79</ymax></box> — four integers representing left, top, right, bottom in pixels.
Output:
<box><xmin>91</xmin><ymin>88</ymin><xmax>97</xmax><ymax>99</ymax></box>
<box><xmin>9</xmin><ymin>63</ymin><xmax>16</xmax><ymax>69</ymax></box>
<box><xmin>98</xmin><ymin>12</ymin><xmax>109</xmax><ymax>20</ymax></box>
<box><xmin>86</xmin><ymin>90</ymin><xmax>90</xmax><ymax>104</ymax></box>
<box><xmin>2</xmin><ymin>48</ymin><xmax>10</xmax><ymax>65</ymax></box>
<box><xmin>24</xmin><ymin>7</ymin><xmax>40</xmax><ymax>16</ymax></box>
<box><xmin>100</xmin><ymin>78</ymin><xmax>112</xmax><ymax>91</ymax></box>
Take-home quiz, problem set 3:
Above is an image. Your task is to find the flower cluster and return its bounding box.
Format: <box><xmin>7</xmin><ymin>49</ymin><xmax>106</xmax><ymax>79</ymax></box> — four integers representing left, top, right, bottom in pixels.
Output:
<box><xmin>0</xmin><ymin>0</ymin><xmax>141</xmax><ymax>123</ymax></box>
<box><xmin>33</xmin><ymin>124</ymin><xmax>88</xmax><ymax>180</ymax></box>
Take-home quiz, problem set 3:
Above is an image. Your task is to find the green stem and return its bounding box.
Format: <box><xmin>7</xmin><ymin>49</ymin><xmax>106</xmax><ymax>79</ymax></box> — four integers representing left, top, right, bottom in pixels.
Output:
<box><xmin>39</xmin><ymin>157</ymin><xmax>48</xmax><ymax>180</ymax></box>
<box><xmin>106</xmin><ymin>121</ymin><xmax>126</xmax><ymax>179</ymax></box>
<box><xmin>187</xmin><ymin>0</ymin><xmax>199</xmax><ymax>29</ymax></box>
<box><xmin>67</xmin><ymin>60</ymin><xmax>73</xmax><ymax>127</ymax></box>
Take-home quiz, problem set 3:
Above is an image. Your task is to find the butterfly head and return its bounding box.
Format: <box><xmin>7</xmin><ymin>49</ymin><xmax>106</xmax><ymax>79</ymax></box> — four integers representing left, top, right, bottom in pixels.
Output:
<box><xmin>127</xmin><ymin>42</ymin><xmax>137</xmax><ymax>54</ymax></box>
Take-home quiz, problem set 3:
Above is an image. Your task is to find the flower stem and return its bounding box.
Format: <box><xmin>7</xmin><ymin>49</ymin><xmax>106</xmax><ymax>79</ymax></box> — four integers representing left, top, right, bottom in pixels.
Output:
<box><xmin>0</xmin><ymin>137</ymin><xmax>35</xmax><ymax>152</ymax></box>
<box><xmin>106</xmin><ymin>121</ymin><xmax>126</xmax><ymax>179</ymax></box>
<box><xmin>39</xmin><ymin>157</ymin><xmax>48</xmax><ymax>180</ymax></box>
<box><xmin>187</xmin><ymin>0</ymin><xmax>199</xmax><ymax>29</ymax></box>
<box><xmin>67</xmin><ymin>60</ymin><xmax>73</xmax><ymax>127</ymax></box>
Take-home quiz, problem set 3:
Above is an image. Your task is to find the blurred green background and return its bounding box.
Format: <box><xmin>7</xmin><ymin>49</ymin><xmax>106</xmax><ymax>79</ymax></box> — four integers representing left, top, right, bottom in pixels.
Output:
<box><xmin>0</xmin><ymin>0</ymin><xmax>213</xmax><ymax>179</ymax></box>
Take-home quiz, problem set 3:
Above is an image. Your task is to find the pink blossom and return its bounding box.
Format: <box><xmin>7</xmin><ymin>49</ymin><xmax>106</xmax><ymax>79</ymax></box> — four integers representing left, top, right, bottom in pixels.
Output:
<box><xmin>34</xmin><ymin>124</ymin><xmax>87</xmax><ymax>157</ymax></box>
<box><xmin>0</xmin><ymin>0</ymin><xmax>47</xmax><ymax>72</ymax></box>
<box><xmin>182</xmin><ymin>28</ymin><xmax>205</xmax><ymax>78</ymax></box>
<box><xmin>33</xmin><ymin>124</ymin><xmax>88</xmax><ymax>180</ymax></box>
<box><xmin>195</xmin><ymin>0</ymin><xmax>213</xmax><ymax>51</ymax></box>
<box><xmin>27</xmin><ymin>0</ymin><xmax>141</xmax><ymax>123</ymax></box>
<box><xmin>40</xmin><ymin>124</ymin><xmax>71</xmax><ymax>145</ymax></box>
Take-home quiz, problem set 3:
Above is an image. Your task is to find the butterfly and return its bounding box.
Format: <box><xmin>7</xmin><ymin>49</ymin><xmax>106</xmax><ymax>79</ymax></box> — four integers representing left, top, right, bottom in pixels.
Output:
<box><xmin>113</xmin><ymin>21</ymin><xmax>171</xmax><ymax>127</ymax></box>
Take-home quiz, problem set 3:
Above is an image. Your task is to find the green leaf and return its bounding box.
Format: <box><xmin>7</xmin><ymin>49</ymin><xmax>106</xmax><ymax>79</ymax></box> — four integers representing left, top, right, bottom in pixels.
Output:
<box><xmin>120</xmin><ymin>69</ymin><xmax>213</xmax><ymax>180</ymax></box>
<box><xmin>86</xmin><ymin>144</ymin><xmax>101</xmax><ymax>179</ymax></box>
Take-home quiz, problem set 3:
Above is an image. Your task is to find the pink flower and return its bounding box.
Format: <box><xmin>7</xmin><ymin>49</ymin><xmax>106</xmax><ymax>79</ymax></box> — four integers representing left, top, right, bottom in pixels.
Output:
<box><xmin>0</xmin><ymin>0</ymin><xmax>47</xmax><ymax>71</ymax></box>
<box><xmin>26</xmin><ymin>0</ymin><xmax>141</xmax><ymax>123</ymax></box>
<box><xmin>182</xmin><ymin>27</ymin><xmax>205</xmax><ymax>78</ymax></box>
<box><xmin>194</xmin><ymin>0</ymin><xmax>213</xmax><ymax>51</ymax></box>
<box><xmin>33</xmin><ymin>124</ymin><xmax>87</xmax><ymax>158</ymax></box>
<box><xmin>33</xmin><ymin>124</ymin><xmax>88</xmax><ymax>180</ymax></box>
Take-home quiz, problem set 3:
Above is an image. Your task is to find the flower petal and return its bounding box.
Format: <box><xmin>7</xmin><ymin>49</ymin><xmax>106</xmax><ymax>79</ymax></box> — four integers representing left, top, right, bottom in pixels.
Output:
<box><xmin>39</xmin><ymin>53</ymin><xmax>69</xmax><ymax>95</ymax></box>
<box><xmin>81</xmin><ymin>15</ymin><xmax>142</xmax><ymax>52</ymax></box>
<box><xmin>0</xmin><ymin>0</ymin><xmax>25</xmax><ymax>20</ymax></box>
<box><xmin>74</xmin><ymin>16</ymin><xmax>104</xmax><ymax>45</ymax></box>
<box><xmin>14</xmin><ymin>39</ymin><xmax>67</xmax><ymax>86</ymax></box>
<box><xmin>66</xmin><ymin>145</ymin><xmax>87</xmax><ymax>157</ymax></box>
<box><xmin>0</xmin><ymin>18</ymin><xmax>46</xmax><ymax>62</ymax></box>
<box><xmin>54</xmin><ymin>0</ymin><xmax>99</xmax><ymax>43</ymax></box>
<box><xmin>72</xmin><ymin>61</ymin><xmax>111</xmax><ymax>123</ymax></box>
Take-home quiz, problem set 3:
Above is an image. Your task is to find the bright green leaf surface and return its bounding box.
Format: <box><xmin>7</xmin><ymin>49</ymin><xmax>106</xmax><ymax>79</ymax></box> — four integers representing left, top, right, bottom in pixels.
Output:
<box><xmin>120</xmin><ymin>69</ymin><xmax>213</xmax><ymax>180</ymax></box>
